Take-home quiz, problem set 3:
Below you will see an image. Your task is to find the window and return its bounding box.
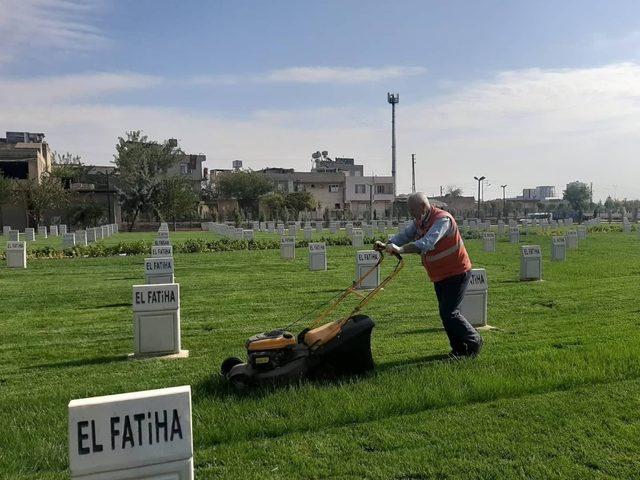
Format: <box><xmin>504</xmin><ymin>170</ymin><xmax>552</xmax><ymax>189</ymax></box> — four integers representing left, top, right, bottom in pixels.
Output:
<box><xmin>335</xmin><ymin>203</ymin><xmax>341</xmax><ymax>210</ymax></box>
<box><xmin>376</xmin><ymin>185</ymin><xmax>385</xmax><ymax>194</ymax></box>
<box><xmin>355</xmin><ymin>184</ymin><xmax>366</xmax><ymax>194</ymax></box>
<box><xmin>180</xmin><ymin>163</ymin><xmax>189</xmax><ymax>175</ymax></box>
<box><xmin>329</xmin><ymin>184</ymin><xmax>339</xmax><ymax>193</ymax></box>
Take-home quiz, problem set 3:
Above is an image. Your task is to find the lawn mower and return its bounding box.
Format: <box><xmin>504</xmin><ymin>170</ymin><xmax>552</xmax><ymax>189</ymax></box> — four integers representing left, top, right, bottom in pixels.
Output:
<box><xmin>220</xmin><ymin>246</ymin><xmax>404</xmax><ymax>388</ymax></box>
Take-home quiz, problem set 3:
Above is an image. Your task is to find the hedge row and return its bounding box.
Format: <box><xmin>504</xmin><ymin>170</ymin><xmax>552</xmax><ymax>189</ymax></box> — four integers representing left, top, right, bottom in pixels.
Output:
<box><xmin>4</xmin><ymin>235</ymin><xmax>392</xmax><ymax>260</ymax></box>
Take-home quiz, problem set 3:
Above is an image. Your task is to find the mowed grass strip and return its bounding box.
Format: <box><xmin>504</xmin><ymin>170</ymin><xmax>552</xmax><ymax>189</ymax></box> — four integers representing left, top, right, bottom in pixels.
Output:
<box><xmin>0</xmin><ymin>232</ymin><xmax>639</xmax><ymax>478</ymax></box>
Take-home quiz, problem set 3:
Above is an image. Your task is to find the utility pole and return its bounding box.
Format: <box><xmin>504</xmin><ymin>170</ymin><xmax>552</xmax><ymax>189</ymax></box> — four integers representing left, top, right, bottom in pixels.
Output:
<box><xmin>387</xmin><ymin>93</ymin><xmax>399</xmax><ymax>199</ymax></box>
<box><xmin>501</xmin><ymin>184</ymin><xmax>508</xmax><ymax>220</ymax></box>
<box><xmin>474</xmin><ymin>176</ymin><xmax>485</xmax><ymax>219</ymax></box>
<box><xmin>411</xmin><ymin>153</ymin><xmax>416</xmax><ymax>193</ymax></box>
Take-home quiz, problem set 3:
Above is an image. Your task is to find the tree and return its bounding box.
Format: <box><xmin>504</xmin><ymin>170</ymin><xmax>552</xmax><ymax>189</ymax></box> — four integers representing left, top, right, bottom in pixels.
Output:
<box><xmin>445</xmin><ymin>185</ymin><xmax>463</xmax><ymax>197</ymax></box>
<box><xmin>563</xmin><ymin>182</ymin><xmax>591</xmax><ymax>222</ymax></box>
<box><xmin>155</xmin><ymin>176</ymin><xmax>198</xmax><ymax>230</ymax></box>
<box><xmin>11</xmin><ymin>173</ymin><xmax>70</xmax><ymax>226</ymax></box>
<box><xmin>51</xmin><ymin>152</ymin><xmax>90</xmax><ymax>188</ymax></box>
<box><xmin>67</xmin><ymin>200</ymin><xmax>105</xmax><ymax>228</ymax></box>
<box><xmin>0</xmin><ymin>174</ymin><xmax>11</xmax><ymax>227</ymax></box>
<box><xmin>113</xmin><ymin>131</ymin><xmax>183</xmax><ymax>231</ymax></box>
<box><xmin>217</xmin><ymin>170</ymin><xmax>273</xmax><ymax>218</ymax></box>
<box><xmin>284</xmin><ymin>192</ymin><xmax>315</xmax><ymax>217</ymax></box>
<box><xmin>261</xmin><ymin>192</ymin><xmax>285</xmax><ymax>220</ymax></box>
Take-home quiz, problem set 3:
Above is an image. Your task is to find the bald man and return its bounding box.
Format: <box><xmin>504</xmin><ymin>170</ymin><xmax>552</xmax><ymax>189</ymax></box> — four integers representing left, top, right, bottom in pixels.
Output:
<box><xmin>376</xmin><ymin>193</ymin><xmax>483</xmax><ymax>358</ymax></box>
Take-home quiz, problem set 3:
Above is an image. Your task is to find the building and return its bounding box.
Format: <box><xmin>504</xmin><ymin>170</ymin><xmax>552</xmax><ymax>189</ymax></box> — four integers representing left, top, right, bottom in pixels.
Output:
<box><xmin>0</xmin><ymin>131</ymin><xmax>52</xmax><ymax>181</ymax></box>
<box><xmin>521</xmin><ymin>185</ymin><xmax>557</xmax><ymax>201</ymax></box>
<box><xmin>260</xmin><ymin>168</ymin><xmax>346</xmax><ymax>216</ymax></box>
<box><xmin>312</xmin><ymin>156</ymin><xmax>364</xmax><ymax>176</ymax></box>
<box><xmin>344</xmin><ymin>175</ymin><xmax>394</xmax><ymax>219</ymax></box>
<box><xmin>166</xmin><ymin>152</ymin><xmax>206</xmax><ymax>194</ymax></box>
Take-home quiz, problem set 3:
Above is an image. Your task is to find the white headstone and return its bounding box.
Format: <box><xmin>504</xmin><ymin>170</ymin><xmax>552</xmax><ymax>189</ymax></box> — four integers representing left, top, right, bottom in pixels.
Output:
<box><xmin>329</xmin><ymin>223</ymin><xmax>338</xmax><ymax>234</ymax></box>
<box><xmin>277</xmin><ymin>225</ymin><xmax>285</xmax><ymax>235</ymax></box>
<box><xmin>351</xmin><ymin>228</ymin><xmax>364</xmax><ymax>248</ymax></box>
<box><xmin>151</xmin><ymin>245</ymin><xmax>174</xmax><ymax>258</ymax></box>
<box><xmin>551</xmin><ymin>236</ymin><xmax>566</xmax><ymax>262</ymax></box>
<box><xmin>243</xmin><ymin>229</ymin><xmax>254</xmax><ymax>241</ymax></box>
<box><xmin>520</xmin><ymin>245</ymin><xmax>542</xmax><ymax>281</ymax></box>
<box><xmin>154</xmin><ymin>238</ymin><xmax>171</xmax><ymax>247</ymax></box>
<box><xmin>509</xmin><ymin>227</ymin><xmax>520</xmax><ymax>243</ymax></box>
<box><xmin>280</xmin><ymin>236</ymin><xmax>295</xmax><ymax>260</ymax></box>
<box><xmin>2</xmin><ymin>226</ymin><xmax>10</xmax><ymax>236</ymax></box>
<box><xmin>8</xmin><ymin>229</ymin><xmax>19</xmax><ymax>241</ymax></box>
<box><xmin>68</xmin><ymin>385</ymin><xmax>193</xmax><ymax>480</ymax></box>
<box><xmin>566</xmin><ymin>230</ymin><xmax>578</xmax><ymax>249</ymax></box>
<box><xmin>288</xmin><ymin>225</ymin><xmax>296</xmax><ymax>237</ymax></box>
<box><xmin>24</xmin><ymin>228</ymin><xmax>35</xmax><ymax>241</ymax></box>
<box><xmin>75</xmin><ymin>230</ymin><xmax>88</xmax><ymax>246</ymax></box>
<box><xmin>268</xmin><ymin>222</ymin><xmax>275</xmax><ymax>233</ymax></box>
<box><xmin>157</xmin><ymin>231</ymin><xmax>170</xmax><ymax>240</ymax></box>
<box><xmin>6</xmin><ymin>241</ymin><xmax>26</xmax><ymax>268</ymax></box>
<box><xmin>87</xmin><ymin>228</ymin><xmax>96</xmax><ymax>243</ymax></box>
<box><xmin>308</xmin><ymin>242</ymin><xmax>327</xmax><ymax>271</ymax></box>
<box><xmin>623</xmin><ymin>222</ymin><xmax>631</xmax><ymax>234</ymax></box>
<box><xmin>303</xmin><ymin>227</ymin><xmax>313</xmax><ymax>241</ymax></box>
<box><xmin>483</xmin><ymin>232</ymin><xmax>496</xmax><ymax>253</ymax></box>
<box><xmin>159</xmin><ymin>222</ymin><xmax>169</xmax><ymax>232</ymax></box>
<box><xmin>577</xmin><ymin>225</ymin><xmax>587</xmax><ymax>241</ymax></box>
<box><xmin>316</xmin><ymin>222</ymin><xmax>323</xmax><ymax>233</ymax></box>
<box><xmin>62</xmin><ymin>233</ymin><xmax>77</xmax><ymax>248</ymax></box>
<box><xmin>355</xmin><ymin>250</ymin><xmax>380</xmax><ymax>290</ymax></box>
<box><xmin>95</xmin><ymin>227</ymin><xmax>104</xmax><ymax>241</ymax></box>
<box><xmin>50</xmin><ymin>225</ymin><xmax>59</xmax><ymax>236</ymax></box>
<box><xmin>459</xmin><ymin>269</ymin><xmax>488</xmax><ymax>327</ymax></box>
<box><xmin>144</xmin><ymin>257</ymin><xmax>175</xmax><ymax>284</ymax></box>
<box><xmin>59</xmin><ymin>224</ymin><xmax>68</xmax><ymax>235</ymax></box>
<box><xmin>132</xmin><ymin>283</ymin><xmax>186</xmax><ymax>357</ymax></box>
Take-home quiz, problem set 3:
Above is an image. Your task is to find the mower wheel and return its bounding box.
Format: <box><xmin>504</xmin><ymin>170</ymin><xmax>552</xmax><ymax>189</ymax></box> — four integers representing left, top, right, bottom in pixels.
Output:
<box><xmin>220</xmin><ymin>357</ymin><xmax>244</xmax><ymax>378</ymax></box>
<box><xmin>228</xmin><ymin>371</ymin><xmax>251</xmax><ymax>389</ymax></box>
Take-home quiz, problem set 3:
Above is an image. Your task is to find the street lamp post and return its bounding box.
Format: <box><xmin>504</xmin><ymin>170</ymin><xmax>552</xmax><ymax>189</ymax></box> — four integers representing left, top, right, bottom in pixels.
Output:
<box><xmin>501</xmin><ymin>184</ymin><xmax>508</xmax><ymax>220</ymax></box>
<box><xmin>474</xmin><ymin>176</ymin><xmax>485</xmax><ymax>219</ymax></box>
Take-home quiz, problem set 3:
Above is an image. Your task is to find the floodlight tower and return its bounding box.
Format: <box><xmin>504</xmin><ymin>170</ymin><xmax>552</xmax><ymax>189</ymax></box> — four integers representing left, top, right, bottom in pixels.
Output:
<box><xmin>474</xmin><ymin>175</ymin><xmax>486</xmax><ymax>219</ymax></box>
<box><xmin>411</xmin><ymin>153</ymin><xmax>416</xmax><ymax>193</ymax></box>
<box><xmin>388</xmin><ymin>93</ymin><xmax>399</xmax><ymax>198</ymax></box>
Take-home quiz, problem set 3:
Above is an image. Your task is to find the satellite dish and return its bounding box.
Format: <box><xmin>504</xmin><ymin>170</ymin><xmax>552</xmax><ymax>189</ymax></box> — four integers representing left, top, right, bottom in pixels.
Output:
<box><xmin>312</xmin><ymin>152</ymin><xmax>321</xmax><ymax>159</ymax></box>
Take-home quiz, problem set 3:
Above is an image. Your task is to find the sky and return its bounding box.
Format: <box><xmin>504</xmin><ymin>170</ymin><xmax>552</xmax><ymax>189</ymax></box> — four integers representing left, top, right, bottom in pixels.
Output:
<box><xmin>1</xmin><ymin>0</ymin><xmax>640</xmax><ymax>201</ymax></box>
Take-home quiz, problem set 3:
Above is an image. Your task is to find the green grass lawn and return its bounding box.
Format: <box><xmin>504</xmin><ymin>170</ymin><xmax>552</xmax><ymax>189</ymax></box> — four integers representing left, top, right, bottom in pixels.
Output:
<box><xmin>1</xmin><ymin>231</ymin><xmax>640</xmax><ymax>479</ymax></box>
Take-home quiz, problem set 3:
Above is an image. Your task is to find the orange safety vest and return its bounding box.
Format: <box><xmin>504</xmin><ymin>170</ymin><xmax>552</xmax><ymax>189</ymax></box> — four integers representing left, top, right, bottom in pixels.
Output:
<box><xmin>414</xmin><ymin>207</ymin><xmax>472</xmax><ymax>283</ymax></box>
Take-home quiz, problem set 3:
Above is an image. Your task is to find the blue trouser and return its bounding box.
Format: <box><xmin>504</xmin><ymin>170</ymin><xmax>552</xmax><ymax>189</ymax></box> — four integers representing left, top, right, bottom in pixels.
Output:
<box><xmin>433</xmin><ymin>270</ymin><xmax>483</xmax><ymax>355</ymax></box>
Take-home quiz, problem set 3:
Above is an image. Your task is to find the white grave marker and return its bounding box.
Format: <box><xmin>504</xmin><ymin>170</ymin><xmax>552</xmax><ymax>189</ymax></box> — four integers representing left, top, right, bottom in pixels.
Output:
<box><xmin>68</xmin><ymin>385</ymin><xmax>193</xmax><ymax>480</ymax></box>
<box><xmin>151</xmin><ymin>245</ymin><xmax>174</xmax><ymax>258</ymax></box>
<box><xmin>355</xmin><ymin>250</ymin><xmax>380</xmax><ymax>290</ymax></box>
<box><xmin>87</xmin><ymin>228</ymin><xmax>96</xmax><ymax>243</ymax></box>
<box><xmin>59</xmin><ymin>224</ymin><xmax>68</xmax><ymax>235</ymax></box>
<box><xmin>75</xmin><ymin>230</ymin><xmax>88</xmax><ymax>246</ymax></box>
<box><xmin>154</xmin><ymin>238</ymin><xmax>171</xmax><ymax>247</ymax></box>
<box><xmin>308</xmin><ymin>242</ymin><xmax>327</xmax><ymax>271</ymax></box>
<box><xmin>280</xmin><ymin>236</ymin><xmax>295</xmax><ymax>260</ymax></box>
<box><xmin>63</xmin><ymin>233</ymin><xmax>77</xmax><ymax>248</ymax></box>
<box><xmin>520</xmin><ymin>245</ymin><xmax>542</xmax><ymax>281</ymax></box>
<box><xmin>144</xmin><ymin>257</ymin><xmax>175</xmax><ymax>284</ymax></box>
<box><xmin>316</xmin><ymin>222</ymin><xmax>323</xmax><ymax>233</ymax></box>
<box><xmin>131</xmin><ymin>283</ymin><xmax>186</xmax><ymax>358</ymax></box>
<box><xmin>303</xmin><ymin>227</ymin><xmax>313</xmax><ymax>241</ymax></box>
<box><xmin>509</xmin><ymin>227</ymin><xmax>520</xmax><ymax>243</ymax></box>
<box><xmin>577</xmin><ymin>225</ymin><xmax>587</xmax><ymax>241</ymax></box>
<box><xmin>483</xmin><ymin>232</ymin><xmax>496</xmax><ymax>252</ymax></box>
<box><xmin>8</xmin><ymin>229</ymin><xmax>19</xmax><ymax>241</ymax></box>
<box><xmin>566</xmin><ymin>230</ymin><xmax>578</xmax><ymax>249</ymax></box>
<box><xmin>288</xmin><ymin>225</ymin><xmax>296</xmax><ymax>236</ymax></box>
<box><xmin>351</xmin><ymin>228</ymin><xmax>364</xmax><ymax>248</ymax></box>
<box><xmin>2</xmin><ymin>226</ymin><xmax>10</xmax><ymax>236</ymax></box>
<box><xmin>459</xmin><ymin>269</ymin><xmax>488</xmax><ymax>327</ymax></box>
<box><xmin>24</xmin><ymin>228</ymin><xmax>35</xmax><ymax>241</ymax></box>
<box><xmin>551</xmin><ymin>236</ymin><xmax>566</xmax><ymax>262</ymax></box>
<box><xmin>6</xmin><ymin>241</ymin><xmax>26</xmax><ymax>268</ymax></box>
<box><xmin>50</xmin><ymin>225</ymin><xmax>59</xmax><ymax>236</ymax></box>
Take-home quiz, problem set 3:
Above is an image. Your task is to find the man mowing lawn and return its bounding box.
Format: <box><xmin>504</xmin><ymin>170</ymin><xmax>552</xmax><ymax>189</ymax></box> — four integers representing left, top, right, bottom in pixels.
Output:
<box><xmin>376</xmin><ymin>192</ymin><xmax>483</xmax><ymax>358</ymax></box>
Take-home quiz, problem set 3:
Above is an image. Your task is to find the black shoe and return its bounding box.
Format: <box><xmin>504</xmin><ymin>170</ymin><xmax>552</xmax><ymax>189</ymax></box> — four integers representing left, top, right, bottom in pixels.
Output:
<box><xmin>466</xmin><ymin>337</ymin><xmax>483</xmax><ymax>357</ymax></box>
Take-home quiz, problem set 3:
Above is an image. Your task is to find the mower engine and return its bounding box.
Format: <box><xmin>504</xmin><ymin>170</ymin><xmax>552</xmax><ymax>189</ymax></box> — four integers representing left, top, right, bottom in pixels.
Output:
<box><xmin>245</xmin><ymin>329</ymin><xmax>298</xmax><ymax>370</ymax></box>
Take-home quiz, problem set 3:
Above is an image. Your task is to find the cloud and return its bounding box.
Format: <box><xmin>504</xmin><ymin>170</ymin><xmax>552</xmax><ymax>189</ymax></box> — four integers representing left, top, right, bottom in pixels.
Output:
<box><xmin>189</xmin><ymin>65</ymin><xmax>427</xmax><ymax>86</ymax></box>
<box><xmin>0</xmin><ymin>72</ymin><xmax>163</xmax><ymax>104</ymax></box>
<box><xmin>0</xmin><ymin>0</ymin><xmax>107</xmax><ymax>65</ymax></box>
<box><xmin>2</xmin><ymin>63</ymin><xmax>640</xmax><ymax>201</ymax></box>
